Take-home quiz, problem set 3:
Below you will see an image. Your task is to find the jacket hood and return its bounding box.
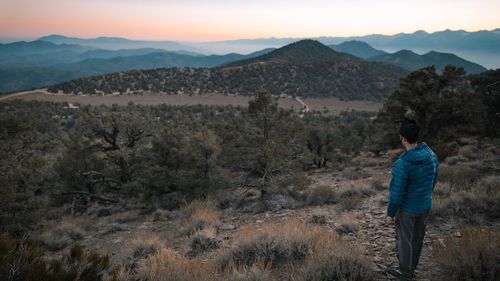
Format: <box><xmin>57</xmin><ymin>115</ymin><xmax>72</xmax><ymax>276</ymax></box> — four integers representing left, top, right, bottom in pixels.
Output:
<box><xmin>401</xmin><ymin>142</ymin><xmax>434</xmax><ymax>164</ymax></box>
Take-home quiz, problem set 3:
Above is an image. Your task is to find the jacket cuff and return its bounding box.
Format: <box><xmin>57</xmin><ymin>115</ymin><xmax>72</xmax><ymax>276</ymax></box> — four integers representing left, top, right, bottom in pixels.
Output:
<box><xmin>387</xmin><ymin>204</ymin><xmax>397</xmax><ymax>217</ymax></box>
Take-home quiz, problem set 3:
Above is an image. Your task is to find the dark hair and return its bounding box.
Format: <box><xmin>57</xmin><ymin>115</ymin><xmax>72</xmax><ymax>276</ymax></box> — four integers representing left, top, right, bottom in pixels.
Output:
<box><xmin>399</xmin><ymin>119</ymin><xmax>419</xmax><ymax>143</ymax></box>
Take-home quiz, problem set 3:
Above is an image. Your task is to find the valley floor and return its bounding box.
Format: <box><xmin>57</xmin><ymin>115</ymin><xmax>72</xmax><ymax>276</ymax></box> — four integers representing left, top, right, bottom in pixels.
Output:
<box><xmin>3</xmin><ymin>89</ymin><xmax>382</xmax><ymax>114</ymax></box>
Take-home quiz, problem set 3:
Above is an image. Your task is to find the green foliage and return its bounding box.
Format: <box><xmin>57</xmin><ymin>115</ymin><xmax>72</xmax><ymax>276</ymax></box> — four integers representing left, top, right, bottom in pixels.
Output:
<box><xmin>376</xmin><ymin>65</ymin><xmax>489</xmax><ymax>153</ymax></box>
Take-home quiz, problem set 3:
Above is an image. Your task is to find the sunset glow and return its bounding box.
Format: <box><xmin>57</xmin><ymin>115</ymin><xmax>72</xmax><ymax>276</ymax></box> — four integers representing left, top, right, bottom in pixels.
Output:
<box><xmin>1</xmin><ymin>0</ymin><xmax>499</xmax><ymax>41</ymax></box>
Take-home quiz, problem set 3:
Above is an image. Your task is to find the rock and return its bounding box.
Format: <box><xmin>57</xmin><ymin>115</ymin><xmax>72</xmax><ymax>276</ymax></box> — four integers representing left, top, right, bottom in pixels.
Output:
<box><xmin>218</xmin><ymin>224</ymin><xmax>236</xmax><ymax>231</ymax></box>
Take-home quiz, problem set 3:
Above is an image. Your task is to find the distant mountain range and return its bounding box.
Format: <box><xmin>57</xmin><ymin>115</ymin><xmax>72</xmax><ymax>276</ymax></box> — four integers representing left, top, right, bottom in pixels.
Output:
<box><xmin>38</xmin><ymin>34</ymin><xmax>203</xmax><ymax>54</ymax></box>
<box><xmin>0</xmin><ymin>29</ymin><xmax>496</xmax><ymax>94</ymax></box>
<box><xmin>329</xmin><ymin>41</ymin><xmax>386</xmax><ymax>59</ymax></box>
<box><xmin>368</xmin><ymin>49</ymin><xmax>486</xmax><ymax>74</ymax></box>
<box><xmin>48</xmin><ymin>40</ymin><xmax>406</xmax><ymax>101</ymax></box>
<box><xmin>328</xmin><ymin>41</ymin><xmax>486</xmax><ymax>74</ymax></box>
<box><xmin>189</xmin><ymin>29</ymin><xmax>500</xmax><ymax>69</ymax></box>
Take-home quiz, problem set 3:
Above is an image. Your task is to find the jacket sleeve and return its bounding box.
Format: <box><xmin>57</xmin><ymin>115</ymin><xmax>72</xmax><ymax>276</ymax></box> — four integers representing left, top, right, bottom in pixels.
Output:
<box><xmin>432</xmin><ymin>155</ymin><xmax>440</xmax><ymax>191</ymax></box>
<box><xmin>387</xmin><ymin>159</ymin><xmax>408</xmax><ymax>217</ymax></box>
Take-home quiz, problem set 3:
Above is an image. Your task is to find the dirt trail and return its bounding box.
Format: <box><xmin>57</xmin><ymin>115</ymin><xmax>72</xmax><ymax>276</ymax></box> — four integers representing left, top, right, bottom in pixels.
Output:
<box><xmin>0</xmin><ymin>89</ymin><xmax>46</xmax><ymax>101</ymax></box>
<box><xmin>357</xmin><ymin>189</ymin><xmax>440</xmax><ymax>281</ymax></box>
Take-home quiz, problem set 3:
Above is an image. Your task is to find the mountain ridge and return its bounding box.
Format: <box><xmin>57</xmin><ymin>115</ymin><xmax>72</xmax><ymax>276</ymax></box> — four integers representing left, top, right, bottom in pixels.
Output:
<box><xmin>47</xmin><ymin>40</ymin><xmax>407</xmax><ymax>101</ymax></box>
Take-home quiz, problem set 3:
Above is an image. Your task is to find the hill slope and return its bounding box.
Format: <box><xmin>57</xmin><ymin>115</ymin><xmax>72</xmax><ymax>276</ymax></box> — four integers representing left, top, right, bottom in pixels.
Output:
<box><xmin>369</xmin><ymin>50</ymin><xmax>487</xmax><ymax>74</ymax></box>
<box><xmin>48</xmin><ymin>40</ymin><xmax>407</xmax><ymax>101</ymax></box>
<box><xmin>329</xmin><ymin>41</ymin><xmax>386</xmax><ymax>59</ymax></box>
<box><xmin>0</xmin><ymin>45</ymin><xmax>274</xmax><ymax>93</ymax></box>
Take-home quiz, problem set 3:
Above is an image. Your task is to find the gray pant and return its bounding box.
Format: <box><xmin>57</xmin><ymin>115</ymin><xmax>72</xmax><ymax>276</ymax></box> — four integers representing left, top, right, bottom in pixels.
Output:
<box><xmin>395</xmin><ymin>210</ymin><xmax>428</xmax><ymax>276</ymax></box>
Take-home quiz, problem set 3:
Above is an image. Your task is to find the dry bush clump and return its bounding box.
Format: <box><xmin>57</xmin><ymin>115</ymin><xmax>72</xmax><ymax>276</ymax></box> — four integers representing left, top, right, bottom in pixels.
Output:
<box><xmin>0</xmin><ymin>234</ymin><xmax>113</xmax><ymax>281</ymax></box>
<box><xmin>217</xmin><ymin>219</ymin><xmax>315</xmax><ymax>269</ymax></box>
<box><xmin>306</xmin><ymin>184</ymin><xmax>337</xmax><ymax>205</ymax></box>
<box><xmin>309</xmin><ymin>213</ymin><xmax>328</xmax><ymax>225</ymax></box>
<box><xmin>437</xmin><ymin>164</ymin><xmax>482</xmax><ymax>187</ymax></box>
<box><xmin>189</xmin><ymin>227</ymin><xmax>221</xmax><ymax>257</ymax></box>
<box><xmin>431</xmin><ymin>175</ymin><xmax>500</xmax><ymax>223</ymax></box>
<box><xmin>335</xmin><ymin>212</ymin><xmax>360</xmax><ymax>236</ymax></box>
<box><xmin>337</xmin><ymin>182</ymin><xmax>372</xmax><ymax>210</ymax></box>
<box><xmin>39</xmin><ymin>216</ymin><xmax>89</xmax><ymax>251</ymax></box>
<box><xmin>180</xmin><ymin>199</ymin><xmax>221</xmax><ymax>235</ymax></box>
<box><xmin>295</xmin><ymin>227</ymin><xmax>375</xmax><ymax>281</ymax></box>
<box><xmin>127</xmin><ymin>234</ymin><xmax>166</xmax><ymax>259</ymax></box>
<box><xmin>135</xmin><ymin>248</ymin><xmax>213</xmax><ymax>281</ymax></box>
<box><xmin>223</xmin><ymin>263</ymin><xmax>273</xmax><ymax>281</ymax></box>
<box><xmin>432</xmin><ymin>227</ymin><xmax>500</xmax><ymax>281</ymax></box>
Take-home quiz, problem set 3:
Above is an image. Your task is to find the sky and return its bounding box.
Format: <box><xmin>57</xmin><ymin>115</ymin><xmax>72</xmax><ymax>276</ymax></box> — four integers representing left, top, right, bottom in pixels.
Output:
<box><xmin>0</xmin><ymin>0</ymin><xmax>499</xmax><ymax>42</ymax></box>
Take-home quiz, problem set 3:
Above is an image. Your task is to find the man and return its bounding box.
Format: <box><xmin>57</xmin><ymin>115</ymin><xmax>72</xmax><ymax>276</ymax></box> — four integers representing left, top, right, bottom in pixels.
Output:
<box><xmin>386</xmin><ymin>119</ymin><xmax>439</xmax><ymax>280</ymax></box>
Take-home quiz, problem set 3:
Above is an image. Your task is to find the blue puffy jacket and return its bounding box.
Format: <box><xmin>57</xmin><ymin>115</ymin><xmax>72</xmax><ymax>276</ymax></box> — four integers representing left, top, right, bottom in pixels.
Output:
<box><xmin>387</xmin><ymin>142</ymin><xmax>439</xmax><ymax>217</ymax></box>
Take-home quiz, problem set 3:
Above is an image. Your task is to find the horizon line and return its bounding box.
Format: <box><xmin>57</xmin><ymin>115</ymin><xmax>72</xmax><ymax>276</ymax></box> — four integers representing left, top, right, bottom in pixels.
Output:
<box><xmin>1</xmin><ymin>27</ymin><xmax>499</xmax><ymax>44</ymax></box>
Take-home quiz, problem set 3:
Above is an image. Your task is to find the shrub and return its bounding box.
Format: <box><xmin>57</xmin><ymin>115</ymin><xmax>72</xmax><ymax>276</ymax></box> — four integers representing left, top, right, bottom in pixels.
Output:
<box><xmin>335</xmin><ymin>213</ymin><xmax>360</xmax><ymax>236</ymax></box>
<box><xmin>306</xmin><ymin>185</ymin><xmax>337</xmax><ymax>205</ymax></box>
<box><xmin>431</xmin><ymin>176</ymin><xmax>500</xmax><ymax>223</ymax></box>
<box><xmin>180</xmin><ymin>199</ymin><xmax>220</xmax><ymax>236</ymax></box>
<box><xmin>217</xmin><ymin>219</ymin><xmax>313</xmax><ymax>269</ymax></box>
<box><xmin>309</xmin><ymin>214</ymin><xmax>327</xmax><ymax>225</ymax></box>
<box><xmin>224</xmin><ymin>263</ymin><xmax>273</xmax><ymax>281</ymax></box>
<box><xmin>128</xmin><ymin>235</ymin><xmax>165</xmax><ymax>259</ymax></box>
<box><xmin>339</xmin><ymin>188</ymin><xmax>365</xmax><ymax>210</ymax></box>
<box><xmin>432</xmin><ymin>227</ymin><xmax>500</xmax><ymax>281</ymax></box>
<box><xmin>296</xmin><ymin>229</ymin><xmax>375</xmax><ymax>281</ymax></box>
<box><xmin>135</xmin><ymin>248</ymin><xmax>212</xmax><ymax>281</ymax></box>
<box><xmin>189</xmin><ymin>227</ymin><xmax>220</xmax><ymax>257</ymax></box>
<box><xmin>0</xmin><ymin>234</ymin><xmax>112</xmax><ymax>281</ymax></box>
<box><xmin>39</xmin><ymin>217</ymin><xmax>88</xmax><ymax>251</ymax></box>
<box><xmin>437</xmin><ymin>164</ymin><xmax>482</xmax><ymax>187</ymax></box>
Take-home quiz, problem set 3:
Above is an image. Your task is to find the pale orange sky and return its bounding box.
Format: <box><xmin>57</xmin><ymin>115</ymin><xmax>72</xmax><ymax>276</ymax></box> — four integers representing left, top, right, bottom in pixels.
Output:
<box><xmin>1</xmin><ymin>0</ymin><xmax>499</xmax><ymax>41</ymax></box>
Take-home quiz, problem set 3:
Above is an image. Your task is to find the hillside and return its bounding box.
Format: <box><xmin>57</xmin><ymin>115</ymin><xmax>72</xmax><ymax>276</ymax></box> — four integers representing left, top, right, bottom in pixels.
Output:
<box><xmin>48</xmin><ymin>40</ymin><xmax>407</xmax><ymax>101</ymax></box>
<box><xmin>329</xmin><ymin>40</ymin><xmax>386</xmax><ymax>59</ymax></box>
<box><xmin>0</xmin><ymin>43</ymin><xmax>273</xmax><ymax>93</ymax></box>
<box><xmin>369</xmin><ymin>49</ymin><xmax>487</xmax><ymax>74</ymax></box>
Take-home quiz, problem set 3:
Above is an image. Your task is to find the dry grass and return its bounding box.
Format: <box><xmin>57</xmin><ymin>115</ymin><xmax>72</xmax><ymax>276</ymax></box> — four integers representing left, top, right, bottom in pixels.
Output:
<box><xmin>127</xmin><ymin>234</ymin><xmax>166</xmax><ymax>259</ymax></box>
<box><xmin>189</xmin><ymin>227</ymin><xmax>220</xmax><ymax>257</ymax></box>
<box><xmin>14</xmin><ymin>91</ymin><xmax>382</xmax><ymax>114</ymax></box>
<box><xmin>107</xmin><ymin>219</ymin><xmax>374</xmax><ymax>281</ymax></box>
<box><xmin>217</xmin><ymin>219</ymin><xmax>315</xmax><ymax>269</ymax></box>
<box><xmin>39</xmin><ymin>216</ymin><xmax>89</xmax><ymax>251</ymax></box>
<box><xmin>136</xmin><ymin>248</ymin><xmax>214</xmax><ymax>281</ymax></box>
<box><xmin>431</xmin><ymin>175</ymin><xmax>500</xmax><ymax>223</ymax></box>
<box><xmin>223</xmin><ymin>263</ymin><xmax>273</xmax><ymax>281</ymax></box>
<box><xmin>335</xmin><ymin>212</ymin><xmax>360</xmax><ymax>236</ymax></box>
<box><xmin>296</xmin><ymin>225</ymin><xmax>375</xmax><ymax>281</ymax></box>
<box><xmin>432</xmin><ymin>227</ymin><xmax>500</xmax><ymax>281</ymax></box>
<box><xmin>180</xmin><ymin>199</ymin><xmax>221</xmax><ymax>236</ymax></box>
<box><xmin>306</xmin><ymin>184</ymin><xmax>337</xmax><ymax>205</ymax></box>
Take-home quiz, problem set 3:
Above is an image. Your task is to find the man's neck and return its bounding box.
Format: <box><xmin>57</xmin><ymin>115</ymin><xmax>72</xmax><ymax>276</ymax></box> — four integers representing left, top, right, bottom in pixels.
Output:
<box><xmin>405</xmin><ymin>142</ymin><xmax>418</xmax><ymax>151</ymax></box>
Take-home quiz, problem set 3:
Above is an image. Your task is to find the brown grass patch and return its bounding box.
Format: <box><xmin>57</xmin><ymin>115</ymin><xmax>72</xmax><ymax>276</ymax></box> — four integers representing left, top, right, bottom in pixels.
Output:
<box><xmin>432</xmin><ymin>227</ymin><xmax>500</xmax><ymax>281</ymax></box>
<box><xmin>38</xmin><ymin>216</ymin><xmax>89</xmax><ymax>251</ymax></box>
<box><xmin>217</xmin><ymin>219</ymin><xmax>315</xmax><ymax>269</ymax></box>
<box><xmin>127</xmin><ymin>234</ymin><xmax>166</xmax><ymax>259</ymax></box>
<box><xmin>136</xmin><ymin>248</ymin><xmax>213</xmax><ymax>281</ymax></box>
<box><xmin>180</xmin><ymin>199</ymin><xmax>220</xmax><ymax>236</ymax></box>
